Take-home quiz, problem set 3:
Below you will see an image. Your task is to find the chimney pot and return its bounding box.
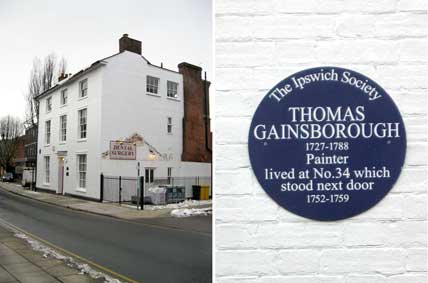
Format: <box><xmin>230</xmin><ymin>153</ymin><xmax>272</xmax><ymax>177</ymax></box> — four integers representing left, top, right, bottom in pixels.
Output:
<box><xmin>58</xmin><ymin>73</ymin><xmax>68</xmax><ymax>82</ymax></box>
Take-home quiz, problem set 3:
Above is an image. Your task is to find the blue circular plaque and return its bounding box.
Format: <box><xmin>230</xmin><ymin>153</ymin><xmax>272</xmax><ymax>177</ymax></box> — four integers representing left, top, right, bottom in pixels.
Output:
<box><xmin>248</xmin><ymin>67</ymin><xmax>406</xmax><ymax>221</ymax></box>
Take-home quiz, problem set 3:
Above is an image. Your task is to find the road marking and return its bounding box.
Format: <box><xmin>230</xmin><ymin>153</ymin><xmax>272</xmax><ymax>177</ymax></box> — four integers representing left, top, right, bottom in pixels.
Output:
<box><xmin>0</xmin><ymin>217</ymin><xmax>140</xmax><ymax>283</ymax></box>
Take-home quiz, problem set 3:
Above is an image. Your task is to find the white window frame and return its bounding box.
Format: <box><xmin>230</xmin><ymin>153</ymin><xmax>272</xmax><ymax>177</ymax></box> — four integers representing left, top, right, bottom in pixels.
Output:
<box><xmin>60</xmin><ymin>115</ymin><xmax>67</xmax><ymax>142</ymax></box>
<box><xmin>167</xmin><ymin>81</ymin><xmax>178</xmax><ymax>98</ymax></box>
<box><xmin>79</xmin><ymin>79</ymin><xmax>88</xmax><ymax>98</ymax></box>
<box><xmin>60</xmin><ymin>89</ymin><xmax>68</xmax><ymax>105</ymax></box>
<box><xmin>44</xmin><ymin>156</ymin><xmax>50</xmax><ymax>184</ymax></box>
<box><xmin>45</xmin><ymin>120</ymin><xmax>51</xmax><ymax>145</ymax></box>
<box><xmin>77</xmin><ymin>154</ymin><xmax>87</xmax><ymax>189</ymax></box>
<box><xmin>167</xmin><ymin>117</ymin><xmax>172</xmax><ymax>134</ymax></box>
<box><xmin>78</xmin><ymin>108</ymin><xmax>87</xmax><ymax>139</ymax></box>
<box><xmin>146</xmin><ymin>76</ymin><xmax>159</xmax><ymax>95</ymax></box>
<box><xmin>46</xmin><ymin>97</ymin><xmax>52</xmax><ymax>112</ymax></box>
<box><xmin>145</xmin><ymin>168</ymin><xmax>155</xmax><ymax>184</ymax></box>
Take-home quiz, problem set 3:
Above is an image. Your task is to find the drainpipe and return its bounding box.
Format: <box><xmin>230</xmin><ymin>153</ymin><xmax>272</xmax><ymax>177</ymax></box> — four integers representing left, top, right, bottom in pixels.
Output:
<box><xmin>204</xmin><ymin>72</ymin><xmax>213</xmax><ymax>198</ymax></box>
<box><xmin>203</xmin><ymin>72</ymin><xmax>212</xmax><ymax>153</ymax></box>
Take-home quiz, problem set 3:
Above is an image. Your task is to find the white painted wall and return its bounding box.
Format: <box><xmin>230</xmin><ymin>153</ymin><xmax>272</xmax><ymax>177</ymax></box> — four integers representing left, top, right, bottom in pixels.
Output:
<box><xmin>100</xmin><ymin>51</ymin><xmax>184</xmax><ymax>167</ymax></box>
<box><xmin>180</xmin><ymin>161</ymin><xmax>211</xmax><ymax>177</ymax></box>
<box><xmin>36</xmin><ymin>66</ymin><xmax>104</xmax><ymax>200</ymax></box>
<box><xmin>215</xmin><ymin>1</ymin><xmax>427</xmax><ymax>282</ymax></box>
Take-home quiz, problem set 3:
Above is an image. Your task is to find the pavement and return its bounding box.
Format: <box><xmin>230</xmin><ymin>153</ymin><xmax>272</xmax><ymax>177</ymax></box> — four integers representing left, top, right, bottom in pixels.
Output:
<box><xmin>0</xmin><ymin>188</ymin><xmax>212</xmax><ymax>283</ymax></box>
<box><xmin>0</xmin><ymin>224</ymin><xmax>101</xmax><ymax>283</ymax></box>
<box><xmin>0</xmin><ymin>182</ymin><xmax>211</xmax><ymax>221</ymax></box>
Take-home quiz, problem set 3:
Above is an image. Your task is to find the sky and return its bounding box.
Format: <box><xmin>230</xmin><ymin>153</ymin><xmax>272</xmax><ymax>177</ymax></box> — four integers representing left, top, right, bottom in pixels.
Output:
<box><xmin>0</xmin><ymin>0</ymin><xmax>212</xmax><ymax>120</ymax></box>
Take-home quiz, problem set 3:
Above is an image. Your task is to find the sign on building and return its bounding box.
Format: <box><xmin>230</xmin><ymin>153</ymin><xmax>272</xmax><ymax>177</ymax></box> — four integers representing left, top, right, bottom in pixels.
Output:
<box><xmin>248</xmin><ymin>67</ymin><xmax>406</xmax><ymax>221</ymax></box>
<box><xmin>109</xmin><ymin>141</ymin><xmax>136</xmax><ymax>160</ymax></box>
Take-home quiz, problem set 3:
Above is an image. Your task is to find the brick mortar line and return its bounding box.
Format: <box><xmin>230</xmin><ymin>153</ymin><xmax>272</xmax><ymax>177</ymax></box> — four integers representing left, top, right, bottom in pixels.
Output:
<box><xmin>215</xmin><ymin>11</ymin><xmax>428</xmax><ymax>17</ymax></box>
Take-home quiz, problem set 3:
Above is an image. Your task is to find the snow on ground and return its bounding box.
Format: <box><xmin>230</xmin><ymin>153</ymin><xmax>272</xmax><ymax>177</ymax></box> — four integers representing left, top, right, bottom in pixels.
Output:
<box><xmin>108</xmin><ymin>200</ymin><xmax>212</xmax><ymax>211</ymax></box>
<box><xmin>171</xmin><ymin>207</ymin><xmax>212</xmax><ymax>217</ymax></box>
<box><xmin>14</xmin><ymin>233</ymin><xmax>122</xmax><ymax>283</ymax></box>
<box><xmin>119</xmin><ymin>204</ymin><xmax>137</xmax><ymax>209</ymax></box>
<box><xmin>147</xmin><ymin>199</ymin><xmax>212</xmax><ymax>211</ymax></box>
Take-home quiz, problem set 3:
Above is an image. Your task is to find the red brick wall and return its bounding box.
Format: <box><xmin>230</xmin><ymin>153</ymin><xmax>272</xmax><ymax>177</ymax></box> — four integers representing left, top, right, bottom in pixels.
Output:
<box><xmin>14</xmin><ymin>136</ymin><xmax>25</xmax><ymax>160</ymax></box>
<box><xmin>179</xmin><ymin>62</ymin><xmax>212</xmax><ymax>163</ymax></box>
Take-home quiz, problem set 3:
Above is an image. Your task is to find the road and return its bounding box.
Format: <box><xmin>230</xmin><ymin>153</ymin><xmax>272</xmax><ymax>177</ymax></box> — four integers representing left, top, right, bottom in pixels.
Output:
<box><xmin>0</xmin><ymin>189</ymin><xmax>212</xmax><ymax>283</ymax></box>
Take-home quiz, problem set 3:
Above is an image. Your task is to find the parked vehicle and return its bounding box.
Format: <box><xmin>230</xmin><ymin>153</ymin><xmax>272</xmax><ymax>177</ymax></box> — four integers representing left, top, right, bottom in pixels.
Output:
<box><xmin>2</xmin><ymin>173</ymin><xmax>14</xmax><ymax>182</ymax></box>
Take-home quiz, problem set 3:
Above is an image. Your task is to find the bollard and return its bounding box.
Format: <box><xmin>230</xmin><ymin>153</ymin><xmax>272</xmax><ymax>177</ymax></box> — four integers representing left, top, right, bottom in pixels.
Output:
<box><xmin>119</xmin><ymin>176</ymin><xmax>122</xmax><ymax>205</ymax></box>
<box><xmin>139</xmin><ymin>176</ymin><xmax>144</xmax><ymax>210</ymax></box>
<box><xmin>100</xmin><ymin>174</ymin><xmax>104</xmax><ymax>202</ymax></box>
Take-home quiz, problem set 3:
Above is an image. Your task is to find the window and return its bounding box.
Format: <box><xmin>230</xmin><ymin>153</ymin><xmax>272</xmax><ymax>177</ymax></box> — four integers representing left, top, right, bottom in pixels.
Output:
<box><xmin>45</xmin><ymin>120</ymin><xmax>51</xmax><ymax>145</ymax></box>
<box><xmin>167</xmin><ymin>81</ymin><xmax>178</xmax><ymax>98</ymax></box>
<box><xmin>61</xmin><ymin>89</ymin><xmax>68</xmax><ymax>105</ymax></box>
<box><xmin>167</xmin><ymin>167</ymin><xmax>172</xmax><ymax>184</ymax></box>
<box><xmin>78</xmin><ymin>108</ymin><xmax>87</xmax><ymax>139</ymax></box>
<box><xmin>146</xmin><ymin>76</ymin><xmax>159</xmax><ymax>94</ymax></box>
<box><xmin>79</xmin><ymin>79</ymin><xmax>88</xmax><ymax>98</ymax></box>
<box><xmin>77</xmin><ymin>154</ymin><xmax>87</xmax><ymax>188</ymax></box>
<box><xmin>60</xmin><ymin>115</ymin><xmax>67</xmax><ymax>142</ymax></box>
<box><xmin>28</xmin><ymin>147</ymin><xmax>33</xmax><ymax>159</ymax></box>
<box><xmin>46</xmin><ymin>97</ymin><xmax>52</xmax><ymax>112</ymax></box>
<box><xmin>167</xmin><ymin>117</ymin><xmax>172</xmax><ymax>134</ymax></box>
<box><xmin>145</xmin><ymin>168</ymin><xmax>154</xmax><ymax>184</ymax></box>
<box><xmin>44</xmin><ymin>156</ymin><xmax>50</xmax><ymax>184</ymax></box>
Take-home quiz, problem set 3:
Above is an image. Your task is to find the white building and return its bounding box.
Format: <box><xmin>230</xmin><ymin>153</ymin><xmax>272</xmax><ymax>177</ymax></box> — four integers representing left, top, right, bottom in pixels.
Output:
<box><xmin>35</xmin><ymin>34</ymin><xmax>211</xmax><ymax>200</ymax></box>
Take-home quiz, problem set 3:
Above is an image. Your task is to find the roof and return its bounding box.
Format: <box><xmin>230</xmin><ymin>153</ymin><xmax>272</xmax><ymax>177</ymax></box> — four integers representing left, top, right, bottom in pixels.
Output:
<box><xmin>35</xmin><ymin>51</ymin><xmax>181</xmax><ymax>100</ymax></box>
<box><xmin>35</xmin><ymin>59</ymin><xmax>108</xmax><ymax>100</ymax></box>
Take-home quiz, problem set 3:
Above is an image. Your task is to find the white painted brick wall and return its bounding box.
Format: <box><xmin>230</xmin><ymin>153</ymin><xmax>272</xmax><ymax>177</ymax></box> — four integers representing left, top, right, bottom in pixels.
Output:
<box><xmin>215</xmin><ymin>0</ymin><xmax>428</xmax><ymax>282</ymax></box>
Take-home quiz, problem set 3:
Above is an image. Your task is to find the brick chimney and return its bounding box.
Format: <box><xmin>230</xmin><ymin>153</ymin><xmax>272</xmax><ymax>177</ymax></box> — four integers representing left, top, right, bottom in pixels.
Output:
<box><xmin>178</xmin><ymin>62</ymin><xmax>212</xmax><ymax>163</ymax></box>
<box><xmin>119</xmin><ymin>34</ymin><xmax>142</xmax><ymax>54</ymax></box>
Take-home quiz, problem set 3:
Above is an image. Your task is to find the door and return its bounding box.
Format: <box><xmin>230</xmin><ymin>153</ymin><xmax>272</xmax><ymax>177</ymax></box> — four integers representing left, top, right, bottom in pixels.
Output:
<box><xmin>57</xmin><ymin>157</ymin><xmax>65</xmax><ymax>194</ymax></box>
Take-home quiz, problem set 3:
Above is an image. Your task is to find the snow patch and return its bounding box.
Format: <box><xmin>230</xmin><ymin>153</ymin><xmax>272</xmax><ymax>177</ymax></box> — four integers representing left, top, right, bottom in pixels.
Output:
<box><xmin>147</xmin><ymin>199</ymin><xmax>211</xmax><ymax>210</ymax></box>
<box><xmin>171</xmin><ymin>207</ymin><xmax>212</xmax><ymax>217</ymax></box>
<box><xmin>119</xmin><ymin>204</ymin><xmax>137</xmax><ymax>209</ymax></box>
<box><xmin>14</xmin><ymin>233</ymin><xmax>122</xmax><ymax>283</ymax></box>
<box><xmin>148</xmin><ymin>187</ymin><xmax>166</xmax><ymax>194</ymax></box>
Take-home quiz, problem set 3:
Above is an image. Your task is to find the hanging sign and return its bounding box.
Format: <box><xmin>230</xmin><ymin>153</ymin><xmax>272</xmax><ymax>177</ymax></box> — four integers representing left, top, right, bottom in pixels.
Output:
<box><xmin>248</xmin><ymin>67</ymin><xmax>406</xmax><ymax>221</ymax></box>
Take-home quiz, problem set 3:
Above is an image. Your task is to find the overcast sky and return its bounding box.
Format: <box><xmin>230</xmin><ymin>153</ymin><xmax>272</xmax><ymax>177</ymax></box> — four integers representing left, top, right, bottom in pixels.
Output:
<box><xmin>0</xmin><ymin>0</ymin><xmax>212</xmax><ymax>120</ymax></box>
